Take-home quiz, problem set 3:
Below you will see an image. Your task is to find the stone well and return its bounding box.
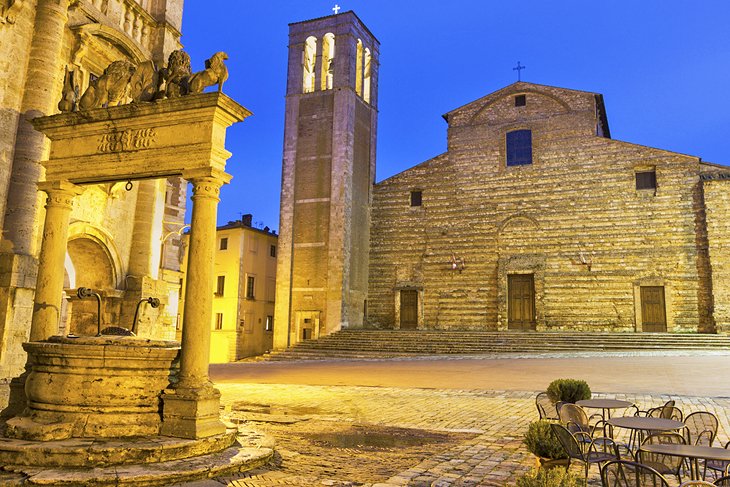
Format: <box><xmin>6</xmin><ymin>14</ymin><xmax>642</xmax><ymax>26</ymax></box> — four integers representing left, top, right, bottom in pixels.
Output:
<box><xmin>6</xmin><ymin>336</ymin><xmax>179</xmax><ymax>441</ymax></box>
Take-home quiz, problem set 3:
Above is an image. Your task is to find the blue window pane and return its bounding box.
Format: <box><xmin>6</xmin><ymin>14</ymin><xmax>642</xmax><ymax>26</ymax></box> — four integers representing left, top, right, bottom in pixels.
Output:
<box><xmin>506</xmin><ymin>130</ymin><xmax>532</xmax><ymax>166</ymax></box>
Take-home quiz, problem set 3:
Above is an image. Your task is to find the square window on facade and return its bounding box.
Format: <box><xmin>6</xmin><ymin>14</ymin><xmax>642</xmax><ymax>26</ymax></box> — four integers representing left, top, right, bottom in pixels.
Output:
<box><xmin>506</xmin><ymin>129</ymin><xmax>532</xmax><ymax>166</ymax></box>
<box><xmin>215</xmin><ymin>275</ymin><xmax>225</xmax><ymax>296</ymax></box>
<box><xmin>636</xmin><ymin>170</ymin><xmax>657</xmax><ymax>190</ymax></box>
<box><xmin>265</xmin><ymin>315</ymin><xmax>273</xmax><ymax>332</ymax></box>
<box><xmin>246</xmin><ymin>275</ymin><xmax>255</xmax><ymax>299</ymax></box>
<box><xmin>515</xmin><ymin>94</ymin><xmax>526</xmax><ymax>107</ymax></box>
<box><xmin>270</xmin><ymin>244</ymin><xmax>277</xmax><ymax>258</ymax></box>
<box><xmin>214</xmin><ymin>313</ymin><xmax>223</xmax><ymax>330</ymax></box>
<box><xmin>219</xmin><ymin>237</ymin><xmax>228</xmax><ymax>250</ymax></box>
<box><xmin>410</xmin><ymin>190</ymin><xmax>422</xmax><ymax>207</ymax></box>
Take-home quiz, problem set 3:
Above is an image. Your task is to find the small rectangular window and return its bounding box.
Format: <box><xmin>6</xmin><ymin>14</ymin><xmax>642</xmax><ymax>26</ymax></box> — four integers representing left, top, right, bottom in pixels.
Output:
<box><xmin>636</xmin><ymin>170</ymin><xmax>657</xmax><ymax>190</ymax></box>
<box><xmin>214</xmin><ymin>313</ymin><xmax>223</xmax><ymax>330</ymax></box>
<box><xmin>246</xmin><ymin>275</ymin><xmax>255</xmax><ymax>299</ymax></box>
<box><xmin>219</xmin><ymin>237</ymin><xmax>228</xmax><ymax>250</ymax></box>
<box><xmin>215</xmin><ymin>275</ymin><xmax>225</xmax><ymax>296</ymax></box>
<box><xmin>270</xmin><ymin>245</ymin><xmax>277</xmax><ymax>258</ymax></box>
<box><xmin>506</xmin><ymin>129</ymin><xmax>533</xmax><ymax>166</ymax></box>
<box><xmin>410</xmin><ymin>190</ymin><xmax>422</xmax><ymax>207</ymax></box>
<box><xmin>515</xmin><ymin>94</ymin><xmax>526</xmax><ymax>107</ymax></box>
<box><xmin>265</xmin><ymin>315</ymin><xmax>274</xmax><ymax>332</ymax></box>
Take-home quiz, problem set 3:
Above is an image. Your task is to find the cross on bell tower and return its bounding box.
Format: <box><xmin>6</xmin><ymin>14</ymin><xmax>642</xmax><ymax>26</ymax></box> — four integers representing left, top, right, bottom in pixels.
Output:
<box><xmin>332</xmin><ymin>4</ymin><xmax>341</xmax><ymax>14</ymax></box>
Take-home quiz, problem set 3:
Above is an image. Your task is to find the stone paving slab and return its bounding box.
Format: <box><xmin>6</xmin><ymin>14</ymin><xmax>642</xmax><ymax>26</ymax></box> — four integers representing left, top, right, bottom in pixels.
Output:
<box><xmin>205</xmin><ymin>383</ymin><xmax>730</xmax><ymax>487</ymax></box>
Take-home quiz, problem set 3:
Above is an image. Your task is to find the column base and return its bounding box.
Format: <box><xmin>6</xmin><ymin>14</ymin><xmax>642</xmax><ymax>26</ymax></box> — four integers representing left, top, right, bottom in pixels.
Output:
<box><xmin>160</xmin><ymin>383</ymin><xmax>226</xmax><ymax>439</ymax></box>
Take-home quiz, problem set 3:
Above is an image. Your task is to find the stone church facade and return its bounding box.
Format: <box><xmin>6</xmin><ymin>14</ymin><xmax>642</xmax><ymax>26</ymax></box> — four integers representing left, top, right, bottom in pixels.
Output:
<box><xmin>368</xmin><ymin>82</ymin><xmax>730</xmax><ymax>334</ymax></box>
<box><xmin>0</xmin><ymin>0</ymin><xmax>187</xmax><ymax>385</ymax></box>
<box><xmin>276</xmin><ymin>12</ymin><xmax>730</xmax><ymax>345</ymax></box>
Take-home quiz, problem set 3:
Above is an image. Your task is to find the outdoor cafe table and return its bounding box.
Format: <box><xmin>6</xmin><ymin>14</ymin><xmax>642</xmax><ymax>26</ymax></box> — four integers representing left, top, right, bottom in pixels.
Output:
<box><xmin>576</xmin><ymin>399</ymin><xmax>635</xmax><ymax>420</ymax></box>
<box><xmin>607</xmin><ymin>416</ymin><xmax>684</xmax><ymax>452</ymax></box>
<box><xmin>640</xmin><ymin>443</ymin><xmax>730</xmax><ymax>480</ymax></box>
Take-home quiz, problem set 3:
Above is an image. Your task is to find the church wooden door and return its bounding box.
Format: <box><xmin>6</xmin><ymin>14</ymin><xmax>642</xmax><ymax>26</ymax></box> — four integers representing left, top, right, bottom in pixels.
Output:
<box><xmin>508</xmin><ymin>274</ymin><xmax>535</xmax><ymax>330</ymax></box>
<box><xmin>400</xmin><ymin>290</ymin><xmax>418</xmax><ymax>329</ymax></box>
<box><xmin>641</xmin><ymin>286</ymin><xmax>667</xmax><ymax>332</ymax></box>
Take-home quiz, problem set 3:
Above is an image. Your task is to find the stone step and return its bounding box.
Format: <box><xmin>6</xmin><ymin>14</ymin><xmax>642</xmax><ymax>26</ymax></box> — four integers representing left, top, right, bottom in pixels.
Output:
<box><xmin>261</xmin><ymin>329</ymin><xmax>730</xmax><ymax>361</ymax></box>
<box><xmin>3</xmin><ymin>431</ymin><xmax>273</xmax><ymax>486</ymax></box>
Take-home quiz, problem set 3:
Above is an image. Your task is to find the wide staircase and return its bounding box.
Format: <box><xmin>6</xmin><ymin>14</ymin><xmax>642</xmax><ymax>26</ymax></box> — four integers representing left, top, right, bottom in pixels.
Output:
<box><xmin>258</xmin><ymin>329</ymin><xmax>730</xmax><ymax>361</ymax></box>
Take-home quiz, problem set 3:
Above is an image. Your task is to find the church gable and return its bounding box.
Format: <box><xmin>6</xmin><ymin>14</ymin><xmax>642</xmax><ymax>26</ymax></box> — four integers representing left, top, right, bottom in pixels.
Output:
<box><xmin>444</xmin><ymin>82</ymin><xmax>609</xmax><ymax>139</ymax></box>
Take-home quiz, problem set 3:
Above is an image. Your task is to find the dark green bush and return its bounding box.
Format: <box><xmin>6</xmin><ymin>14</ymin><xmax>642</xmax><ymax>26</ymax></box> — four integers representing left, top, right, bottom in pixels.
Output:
<box><xmin>546</xmin><ymin>378</ymin><xmax>591</xmax><ymax>404</ymax></box>
<box><xmin>523</xmin><ymin>420</ymin><xmax>567</xmax><ymax>460</ymax></box>
<box><xmin>514</xmin><ymin>467</ymin><xmax>582</xmax><ymax>487</ymax></box>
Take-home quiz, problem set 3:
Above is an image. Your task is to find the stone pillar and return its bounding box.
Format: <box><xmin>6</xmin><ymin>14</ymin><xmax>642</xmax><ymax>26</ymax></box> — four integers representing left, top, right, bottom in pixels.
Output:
<box><xmin>161</xmin><ymin>170</ymin><xmax>230</xmax><ymax>439</ymax></box>
<box><xmin>29</xmin><ymin>181</ymin><xmax>83</xmax><ymax>342</ymax></box>
<box><xmin>2</xmin><ymin>0</ymin><xmax>70</xmax><ymax>254</ymax></box>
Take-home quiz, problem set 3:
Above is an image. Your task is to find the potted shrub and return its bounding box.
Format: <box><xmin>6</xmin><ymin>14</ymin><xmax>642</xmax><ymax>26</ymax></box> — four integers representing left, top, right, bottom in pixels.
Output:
<box><xmin>547</xmin><ymin>379</ymin><xmax>591</xmax><ymax>404</ymax></box>
<box><xmin>523</xmin><ymin>420</ymin><xmax>569</xmax><ymax>469</ymax></box>
<box><xmin>514</xmin><ymin>467</ymin><xmax>581</xmax><ymax>487</ymax></box>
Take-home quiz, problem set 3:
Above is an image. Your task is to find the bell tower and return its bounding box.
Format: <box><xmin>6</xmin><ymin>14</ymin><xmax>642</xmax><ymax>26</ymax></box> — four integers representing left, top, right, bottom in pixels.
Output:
<box><xmin>274</xmin><ymin>11</ymin><xmax>379</xmax><ymax>349</ymax></box>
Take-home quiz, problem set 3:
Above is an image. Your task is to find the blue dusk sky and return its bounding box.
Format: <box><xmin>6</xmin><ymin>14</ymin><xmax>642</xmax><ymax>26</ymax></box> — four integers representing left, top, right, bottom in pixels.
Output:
<box><xmin>181</xmin><ymin>1</ymin><xmax>730</xmax><ymax>231</ymax></box>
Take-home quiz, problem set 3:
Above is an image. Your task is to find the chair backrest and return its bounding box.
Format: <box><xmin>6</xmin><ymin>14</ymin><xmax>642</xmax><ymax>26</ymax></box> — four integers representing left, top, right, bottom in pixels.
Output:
<box><xmin>601</xmin><ymin>460</ymin><xmax>670</xmax><ymax>487</ymax></box>
<box><xmin>536</xmin><ymin>392</ymin><xmax>559</xmax><ymax>420</ymax></box>
<box><xmin>558</xmin><ymin>403</ymin><xmax>589</xmax><ymax>434</ymax></box>
<box><xmin>639</xmin><ymin>432</ymin><xmax>686</xmax><ymax>475</ymax></box>
<box><xmin>647</xmin><ymin>405</ymin><xmax>683</xmax><ymax>422</ymax></box>
<box><xmin>715</xmin><ymin>475</ymin><xmax>730</xmax><ymax>487</ymax></box>
<box><xmin>683</xmin><ymin>411</ymin><xmax>718</xmax><ymax>446</ymax></box>
<box><xmin>550</xmin><ymin>422</ymin><xmax>584</xmax><ymax>461</ymax></box>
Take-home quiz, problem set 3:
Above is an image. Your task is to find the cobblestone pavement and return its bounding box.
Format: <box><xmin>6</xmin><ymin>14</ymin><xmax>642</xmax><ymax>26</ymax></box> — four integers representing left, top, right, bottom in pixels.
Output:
<box><xmin>182</xmin><ymin>381</ymin><xmax>730</xmax><ymax>487</ymax></box>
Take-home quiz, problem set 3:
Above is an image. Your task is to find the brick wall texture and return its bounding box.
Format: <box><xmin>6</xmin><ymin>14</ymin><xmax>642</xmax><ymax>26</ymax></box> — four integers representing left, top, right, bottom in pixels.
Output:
<box><xmin>368</xmin><ymin>82</ymin><xmax>730</xmax><ymax>333</ymax></box>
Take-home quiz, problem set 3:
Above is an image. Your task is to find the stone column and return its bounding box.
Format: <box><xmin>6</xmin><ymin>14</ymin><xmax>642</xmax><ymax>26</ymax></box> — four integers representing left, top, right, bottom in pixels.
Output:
<box><xmin>2</xmin><ymin>0</ymin><xmax>71</xmax><ymax>254</ymax></box>
<box><xmin>161</xmin><ymin>170</ymin><xmax>230</xmax><ymax>439</ymax></box>
<box><xmin>30</xmin><ymin>181</ymin><xmax>83</xmax><ymax>342</ymax></box>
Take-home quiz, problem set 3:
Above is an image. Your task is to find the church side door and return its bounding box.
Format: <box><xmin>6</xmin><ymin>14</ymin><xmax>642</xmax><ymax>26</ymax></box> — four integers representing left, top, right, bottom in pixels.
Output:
<box><xmin>400</xmin><ymin>290</ymin><xmax>418</xmax><ymax>329</ymax></box>
<box><xmin>641</xmin><ymin>286</ymin><xmax>667</xmax><ymax>332</ymax></box>
<box><xmin>508</xmin><ymin>274</ymin><xmax>536</xmax><ymax>330</ymax></box>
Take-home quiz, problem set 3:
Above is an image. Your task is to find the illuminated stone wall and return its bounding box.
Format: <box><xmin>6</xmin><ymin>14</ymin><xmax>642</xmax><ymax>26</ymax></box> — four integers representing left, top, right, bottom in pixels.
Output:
<box><xmin>369</xmin><ymin>82</ymin><xmax>727</xmax><ymax>333</ymax></box>
<box><xmin>0</xmin><ymin>0</ymin><xmax>186</xmax><ymax>388</ymax></box>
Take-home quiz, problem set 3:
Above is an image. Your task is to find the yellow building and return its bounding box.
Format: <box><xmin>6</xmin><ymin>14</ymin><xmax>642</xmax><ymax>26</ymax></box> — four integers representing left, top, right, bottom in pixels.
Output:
<box><xmin>183</xmin><ymin>214</ymin><xmax>278</xmax><ymax>362</ymax></box>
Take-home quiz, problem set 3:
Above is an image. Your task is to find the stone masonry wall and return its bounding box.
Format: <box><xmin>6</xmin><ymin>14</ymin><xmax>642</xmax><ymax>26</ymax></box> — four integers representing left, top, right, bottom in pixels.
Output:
<box><xmin>704</xmin><ymin>178</ymin><xmax>730</xmax><ymax>333</ymax></box>
<box><xmin>369</xmin><ymin>83</ymin><xmax>713</xmax><ymax>332</ymax></box>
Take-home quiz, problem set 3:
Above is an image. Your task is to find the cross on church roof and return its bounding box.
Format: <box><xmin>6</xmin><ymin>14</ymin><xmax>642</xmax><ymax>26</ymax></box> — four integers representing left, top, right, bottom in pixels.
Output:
<box><xmin>332</xmin><ymin>4</ymin><xmax>341</xmax><ymax>14</ymax></box>
<box><xmin>513</xmin><ymin>61</ymin><xmax>526</xmax><ymax>81</ymax></box>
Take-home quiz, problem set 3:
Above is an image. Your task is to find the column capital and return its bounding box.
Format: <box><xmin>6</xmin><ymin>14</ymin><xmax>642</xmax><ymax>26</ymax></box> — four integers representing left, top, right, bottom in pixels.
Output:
<box><xmin>182</xmin><ymin>168</ymin><xmax>232</xmax><ymax>185</ymax></box>
<box><xmin>37</xmin><ymin>180</ymin><xmax>84</xmax><ymax>209</ymax></box>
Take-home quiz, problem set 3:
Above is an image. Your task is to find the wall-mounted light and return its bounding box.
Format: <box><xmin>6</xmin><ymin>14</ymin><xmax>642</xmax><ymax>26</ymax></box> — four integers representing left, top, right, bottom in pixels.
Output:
<box><xmin>450</xmin><ymin>252</ymin><xmax>466</xmax><ymax>273</ymax></box>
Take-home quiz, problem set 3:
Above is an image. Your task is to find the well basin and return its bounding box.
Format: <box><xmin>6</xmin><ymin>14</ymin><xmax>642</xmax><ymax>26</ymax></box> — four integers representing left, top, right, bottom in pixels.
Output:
<box><xmin>7</xmin><ymin>335</ymin><xmax>179</xmax><ymax>440</ymax></box>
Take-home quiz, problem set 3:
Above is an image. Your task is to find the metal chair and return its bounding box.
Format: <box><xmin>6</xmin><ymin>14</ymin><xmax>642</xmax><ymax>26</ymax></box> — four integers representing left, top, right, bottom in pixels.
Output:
<box><xmin>559</xmin><ymin>402</ymin><xmax>608</xmax><ymax>438</ymax></box>
<box><xmin>536</xmin><ymin>391</ymin><xmax>559</xmax><ymax>420</ymax></box>
<box><xmin>551</xmin><ymin>422</ymin><xmax>618</xmax><ymax>483</ymax></box>
<box><xmin>683</xmin><ymin>411</ymin><xmax>718</xmax><ymax>446</ymax></box>
<box><xmin>706</xmin><ymin>440</ymin><xmax>730</xmax><ymax>480</ymax></box>
<box><xmin>715</xmin><ymin>475</ymin><xmax>730</xmax><ymax>486</ymax></box>
<box><xmin>636</xmin><ymin>399</ymin><xmax>683</xmax><ymax>421</ymax></box>
<box><xmin>601</xmin><ymin>460</ymin><xmax>670</xmax><ymax>487</ymax></box>
<box><xmin>638</xmin><ymin>432</ymin><xmax>687</xmax><ymax>483</ymax></box>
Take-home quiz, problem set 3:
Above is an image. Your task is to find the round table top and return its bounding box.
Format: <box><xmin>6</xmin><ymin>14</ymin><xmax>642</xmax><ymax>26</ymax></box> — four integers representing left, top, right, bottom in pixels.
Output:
<box><xmin>576</xmin><ymin>399</ymin><xmax>635</xmax><ymax>409</ymax></box>
<box><xmin>607</xmin><ymin>416</ymin><xmax>684</xmax><ymax>431</ymax></box>
<box><xmin>640</xmin><ymin>443</ymin><xmax>730</xmax><ymax>461</ymax></box>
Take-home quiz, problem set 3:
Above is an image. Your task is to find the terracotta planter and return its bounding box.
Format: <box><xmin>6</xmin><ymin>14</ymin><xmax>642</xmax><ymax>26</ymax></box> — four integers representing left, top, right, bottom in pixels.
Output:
<box><xmin>535</xmin><ymin>455</ymin><xmax>571</xmax><ymax>470</ymax></box>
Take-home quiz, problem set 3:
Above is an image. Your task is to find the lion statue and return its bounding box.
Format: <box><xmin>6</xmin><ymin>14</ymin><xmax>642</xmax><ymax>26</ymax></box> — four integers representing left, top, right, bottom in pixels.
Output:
<box><xmin>164</xmin><ymin>49</ymin><xmax>192</xmax><ymax>98</ymax></box>
<box><xmin>189</xmin><ymin>51</ymin><xmax>229</xmax><ymax>94</ymax></box>
<box><xmin>78</xmin><ymin>60</ymin><xmax>136</xmax><ymax>110</ymax></box>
